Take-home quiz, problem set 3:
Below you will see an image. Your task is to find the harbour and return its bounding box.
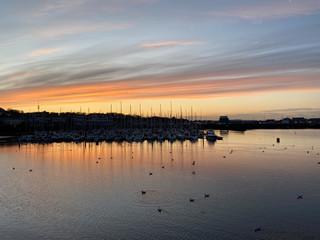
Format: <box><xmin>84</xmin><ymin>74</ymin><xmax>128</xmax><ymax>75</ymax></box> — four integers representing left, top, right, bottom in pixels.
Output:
<box><xmin>1</xmin><ymin>0</ymin><xmax>320</xmax><ymax>239</ymax></box>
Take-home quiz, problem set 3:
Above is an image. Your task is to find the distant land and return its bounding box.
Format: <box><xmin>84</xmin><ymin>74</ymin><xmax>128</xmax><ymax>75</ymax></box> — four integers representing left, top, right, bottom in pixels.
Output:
<box><xmin>0</xmin><ymin>107</ymin><xmax>319</xmax><ymax>137</ymax></box>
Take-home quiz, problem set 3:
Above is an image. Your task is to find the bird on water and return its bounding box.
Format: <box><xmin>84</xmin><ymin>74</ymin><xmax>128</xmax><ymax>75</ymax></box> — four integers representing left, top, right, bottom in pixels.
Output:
<box><xmin>255</xmin><ymin>227</ymin><xmax>261</xmax><ymax>232</ymax></box>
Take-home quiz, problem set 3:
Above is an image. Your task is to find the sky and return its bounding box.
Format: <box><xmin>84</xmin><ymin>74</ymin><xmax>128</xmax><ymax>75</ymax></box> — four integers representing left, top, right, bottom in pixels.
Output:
<box><xmin>0</xmin><ymin>0</ymin><xmax>320</xmax><ymax>120</ymax></box>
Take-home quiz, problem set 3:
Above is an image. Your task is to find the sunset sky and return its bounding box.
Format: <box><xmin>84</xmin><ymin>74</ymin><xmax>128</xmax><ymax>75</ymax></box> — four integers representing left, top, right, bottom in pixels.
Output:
<box><xmin>0</xmin><ymin>0</ymin><xmax>320</xmax><ymax>119</ymax></box>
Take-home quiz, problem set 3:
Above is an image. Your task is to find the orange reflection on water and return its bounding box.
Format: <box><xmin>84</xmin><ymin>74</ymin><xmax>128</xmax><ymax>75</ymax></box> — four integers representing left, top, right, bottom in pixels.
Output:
<box><xmin>1</xmin><ymin>130</ymin><xmax>320</xmax><ymax>240</ymax></box>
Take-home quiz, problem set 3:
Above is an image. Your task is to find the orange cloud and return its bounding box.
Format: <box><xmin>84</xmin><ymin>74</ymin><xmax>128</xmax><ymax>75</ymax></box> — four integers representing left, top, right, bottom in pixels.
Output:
<box><xmin>1</xmin><ymin>70</ymin><xmax>319</xmax><ymax>110</ymax></box>
<box><xmin>28</xmin><ymin>48</ymin><xmax>63</xmax><ymax>57</ymax></box>
<box><xmin>9</xmin><ymin>73</ymin><xmax>38</xmax><ymax>80</ymax></box>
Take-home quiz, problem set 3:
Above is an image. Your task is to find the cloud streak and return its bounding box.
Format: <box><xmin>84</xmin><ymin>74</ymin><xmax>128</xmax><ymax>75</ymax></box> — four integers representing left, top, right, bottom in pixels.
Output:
<box><xmin>1</xmin><ymin>69</ymin><xmax>319</xmax><ymax>108</ymax></box>
<box><xmin>208</xmin><ymin>0</ymin><xmax>320</xmax><ymax>21</ymax></box>
<box><xmin>35</xmin><ymin>22</ymin><xmax>132</xmax><ymax>38</ymax></box>
<box><xmin>28</xmin><ymin>48</ymin><xmax>63</xmax><ymax>57</ymax></box>
<box><xmin>1</xmin><ymin>38</ymin><xmax>319</xmax><ymax>94</ymax></box>
<box><xmin>141</xmin><ymin>41</ymin><xmax>201</xmax><ymax>48</ymax></box>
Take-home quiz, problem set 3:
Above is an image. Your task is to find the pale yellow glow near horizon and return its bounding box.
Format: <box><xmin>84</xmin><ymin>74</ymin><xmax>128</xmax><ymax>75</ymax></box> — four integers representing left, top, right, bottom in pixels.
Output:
<box><xmin>6</xmin><ymin>91</ymin><xmax>320</xmax><ymax>120</ymax></box>
<box><xmin>1</xmin><ymin>69</ymin><xmax>320</xmax><ymax>120</ymax></box>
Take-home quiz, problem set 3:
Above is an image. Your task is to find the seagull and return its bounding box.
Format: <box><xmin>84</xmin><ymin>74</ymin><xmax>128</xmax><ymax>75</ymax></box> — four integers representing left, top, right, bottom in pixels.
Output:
<box><xmin>189</xmin><ymin>198</ymin><xmax>194</xmax><ymax>202</ymax></box>
<box><xmin>142</xmin><ymin>190</ymin><xmax>146</xmax><ymax>194</ymax></box>
<box><xmin>297</xmin><ymin>195</ymin><xmax>303</xmax><ymax>200</ymax></box>
<box><xmin>254</xmin><ymin>227</ymin><xmax>261</xmax><ymax>232</ymax></box>
<box><xmin>204</xmin><ymin>193</ymin><xmax>210</xmax><ymax>198</ymax></box>
<box><xmin>192</xmin><ymin>161</ymin><xmax>195</xmax><ymax>165</ymax></box>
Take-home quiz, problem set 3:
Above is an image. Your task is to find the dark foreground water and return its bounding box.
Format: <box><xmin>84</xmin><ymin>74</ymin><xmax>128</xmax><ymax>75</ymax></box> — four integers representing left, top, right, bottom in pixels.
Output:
<box><xmin>1</xmin><ymin>130</ymin><xmax>320</xmax><ymax>240</ymax></box>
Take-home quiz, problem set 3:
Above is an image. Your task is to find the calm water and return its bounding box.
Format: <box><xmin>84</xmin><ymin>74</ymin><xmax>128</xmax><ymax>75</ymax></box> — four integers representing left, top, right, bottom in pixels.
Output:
<box><xmin>1</xmin><ymin>130</ymin><xmax>320</xmax><ymax>240</ymax></box>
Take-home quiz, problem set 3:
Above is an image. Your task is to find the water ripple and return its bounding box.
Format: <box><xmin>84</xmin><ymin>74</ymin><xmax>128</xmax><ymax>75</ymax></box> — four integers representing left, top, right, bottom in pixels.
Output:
<box><xmin>134</xmin><ymin>190</ymin><xmax>175</xmax><ymax>206</ymax></box>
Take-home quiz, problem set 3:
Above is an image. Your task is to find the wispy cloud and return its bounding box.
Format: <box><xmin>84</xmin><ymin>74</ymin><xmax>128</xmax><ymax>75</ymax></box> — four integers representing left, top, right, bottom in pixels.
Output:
<box><xmin>141</xmin><ymin>41</ymin><xmax>201</xmax><ymax>48</ymax></box>
<box><xmin>9</xmin><ymin>73</ymin><xmax>38</xmax><ymax>79</ymax></box>
<box><xmin>1</xmin><ymin>69</ymin><xmax>319</xmax><ymax>107</ymax></box>
<box><xmin>36</xmin><ymin>22</ymin><xmax>132</xmax><ymax>38</ymax></box>
<box><xmin>208</xmin><ymin>0</ymin><xmax>320</xmax><ymax>21</ymax></box>
<box><xmin>28</xmin><ymin>48</ymin><xmax>63</xmax><ymax>57</ymax></box>
<box><xmin>35</xmin><ymin>0</ymin><xmax>158</xmax><ymax>16</ymax></box>
<box><xmin>38</xmin><ymin>0</ymin><xmax>88</xmax><ymax>15</ymax></box>
<box><xmin>1</xmin><ymin>34</ymin><xmax>320</xmax><ymax>108</ymax></box>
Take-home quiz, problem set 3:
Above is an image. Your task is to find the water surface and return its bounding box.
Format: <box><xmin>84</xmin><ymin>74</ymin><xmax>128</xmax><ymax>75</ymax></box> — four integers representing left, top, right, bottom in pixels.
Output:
<box><xmin>1</xmin><ymin>130</ymin><xmax>320</xmax><ymax>239</ymax></box>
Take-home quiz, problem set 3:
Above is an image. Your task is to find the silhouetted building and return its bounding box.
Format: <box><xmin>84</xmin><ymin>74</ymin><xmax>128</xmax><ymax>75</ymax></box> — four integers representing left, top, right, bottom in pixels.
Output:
<box><xmin>266</xmin><ymin>119</ymin><xmax>276</xmax><ymax>124</ymax></box>
<box><xmin>292</xmin><ymin>117</ymin><xmax>306</xmax><ymax>124</ymax></box>
<box><xmin>281</xmin><ymin>118</ymin><xmax>291</xmax><ymax>124</ymax></box>
<box><xmin>219</xmin><ymin>116</ymin><xmax>229</xmax><ymax>124</ymax></box>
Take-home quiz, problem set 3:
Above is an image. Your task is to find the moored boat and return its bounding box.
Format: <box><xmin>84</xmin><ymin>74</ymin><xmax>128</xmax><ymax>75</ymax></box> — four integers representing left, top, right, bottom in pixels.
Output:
<box><xmin>206</xmin><ymin>130</ymin><xmax>223</xmax><ymax>141</ymax></box>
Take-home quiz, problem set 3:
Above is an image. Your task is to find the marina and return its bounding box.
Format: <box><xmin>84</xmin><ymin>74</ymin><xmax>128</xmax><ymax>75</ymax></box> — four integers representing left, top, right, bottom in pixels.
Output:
<box><xmin>15</xmin><ymin>129</ymin><xmax>220</xmax><ymax>144</ymax></box>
